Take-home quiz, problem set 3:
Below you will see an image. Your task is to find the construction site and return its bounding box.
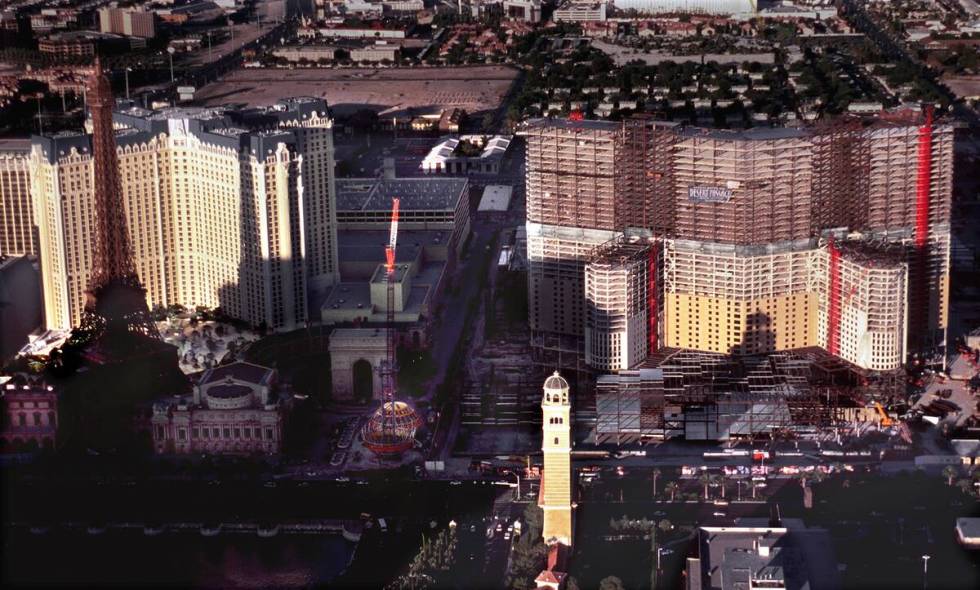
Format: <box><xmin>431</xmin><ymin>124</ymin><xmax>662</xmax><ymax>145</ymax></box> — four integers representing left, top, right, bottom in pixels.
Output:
<box><xmin>490</xmin><ymin>106</ymin><xmax>963</xmax><ymax>449</ymax></box>
<box><xmin>593</xmin><ymin>348</ymin><xmax>909</xmax><ymax>445</ymax></box>
<box><xmin>521</xmin><ymin>106</ymin><xmax>953</xmax><ymax>378</ymax></box>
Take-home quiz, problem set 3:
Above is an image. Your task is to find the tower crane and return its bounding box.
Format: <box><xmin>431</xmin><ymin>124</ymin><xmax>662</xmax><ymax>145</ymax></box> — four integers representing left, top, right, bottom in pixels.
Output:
<box><xmin>381</xmin><ymin>198</ymin><xmax>400</xmax><ymax>443</ymax></box>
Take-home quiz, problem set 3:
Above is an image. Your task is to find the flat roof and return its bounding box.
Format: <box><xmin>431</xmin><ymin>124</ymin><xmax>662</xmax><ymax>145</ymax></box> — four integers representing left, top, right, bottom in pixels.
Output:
<box><xmin>331</xmin><ymin>327</ymin><xmax>388</xmax><ymax>342</ymax></box>
<box><xmin>478</xmin><ymin>185</ymin><xmax>513</xmax><ymax>212</ymax></box>
<box><xmin>957</xmin><ymin>518</ymin><xmax>980</xmax><ymax>540</ymax></box>
<box><xmin>338</xmin><ymin>229</ymin><xmax>448</xmax><ymax>264</ymax></box>
<box><xmin>336</xmin><ymin>177</ymin><xmax>468</xmax><ymax>212</ymax></box>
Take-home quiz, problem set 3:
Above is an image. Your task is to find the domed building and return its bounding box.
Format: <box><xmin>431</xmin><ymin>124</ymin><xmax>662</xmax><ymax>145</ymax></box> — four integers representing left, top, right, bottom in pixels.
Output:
<box><xmin>151</xmin><ymin>361</ymin><xmax>283</xmax><ymax>455</ymax></box>
<box><xmin>361</xmin><ymin>400</ymin><xmax>422</xmax><ymax>456</ymax></box>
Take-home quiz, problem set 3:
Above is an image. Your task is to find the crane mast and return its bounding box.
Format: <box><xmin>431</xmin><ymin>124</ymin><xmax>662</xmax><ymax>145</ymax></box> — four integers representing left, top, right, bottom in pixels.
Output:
<box><xmin>381</xmin><ymin>198</ymin><xmax>400</xmax><ymax>443</ymax></box>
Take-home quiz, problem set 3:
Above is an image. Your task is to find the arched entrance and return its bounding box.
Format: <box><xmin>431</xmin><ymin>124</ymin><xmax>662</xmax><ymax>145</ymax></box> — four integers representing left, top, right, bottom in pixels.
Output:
<box><xmin>352</xmin><ymin>359</ymin><xmax>374</xmax><ymax>404</ymax></box>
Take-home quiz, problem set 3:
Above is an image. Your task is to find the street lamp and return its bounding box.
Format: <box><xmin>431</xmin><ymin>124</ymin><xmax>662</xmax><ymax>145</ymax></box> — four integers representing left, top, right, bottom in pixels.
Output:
<box><xmin>124</xmin><ymin>66</ymin><xmax>132</xmax><ymax>100</ymax></box>
<box><xmin>921</xmin><ymin>554</ymin><xmax>930</xmax><ymax>589</ymax></box>
<box><xmin>503</xmin><ymin>469</ymin><xmax>520</xmax><ymax>501</ymax></box>
<box><xmin>207</xmin><ymin>32</ymin><xmax>213</xmax><ymax>62</ymax></box>
<box><xmin>167</xmin><ymin>46</ymin><xmax>176</xmax><ymax>83</ymax></box>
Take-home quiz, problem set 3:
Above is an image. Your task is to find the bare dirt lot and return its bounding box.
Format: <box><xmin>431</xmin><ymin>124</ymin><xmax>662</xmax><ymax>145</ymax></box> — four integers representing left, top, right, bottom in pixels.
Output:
<box><xmin>195</xmin><ymin>66</ymin><xmax>519</xmax><ymax>117</ymax></box>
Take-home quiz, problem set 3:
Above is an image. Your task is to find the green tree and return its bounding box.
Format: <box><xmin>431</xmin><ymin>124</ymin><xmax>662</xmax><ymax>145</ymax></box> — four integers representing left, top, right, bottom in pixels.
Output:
<box><xmin>943</xmin><ymin>466</ymin><xmax>957</xmax><ymax>486</ymax></box>
<box><xmin>665</xmin><ymin>482</ymin><xmax>679</xmax><ymax>501</ymax></box>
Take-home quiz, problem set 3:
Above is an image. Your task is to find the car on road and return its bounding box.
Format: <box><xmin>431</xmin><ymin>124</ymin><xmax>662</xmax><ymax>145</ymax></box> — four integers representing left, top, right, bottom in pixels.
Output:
<box><xmin>712</xmin><ymin>512</ymin><xmax>726</xmax><ymax>517</ymax></box>
<box><xmin>335</xmin><ymin>476</ymin><xmax>350</xmax><ymax>483</ymax></box>
<box><xmin>450</xmin><ymin>480</ymin><xmax>462</xmax><ymax>486</ymax></box>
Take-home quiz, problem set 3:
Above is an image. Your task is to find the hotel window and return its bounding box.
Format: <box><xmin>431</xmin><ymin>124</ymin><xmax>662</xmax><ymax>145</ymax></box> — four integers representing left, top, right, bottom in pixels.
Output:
<box><xmin>213</xmin><ymin>427</ymin><xmax>220</xmax><ymax>438</ymax></box>
<box><xmin>178</xmin><ymin>428</ymin><xmax>186</xmax><ymax>441</ymax></box>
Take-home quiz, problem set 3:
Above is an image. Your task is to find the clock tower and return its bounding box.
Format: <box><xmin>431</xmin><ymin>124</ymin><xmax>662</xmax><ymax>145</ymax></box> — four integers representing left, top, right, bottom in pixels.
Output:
<box><xmin>540</xmin><ymin>371</ymin><xmax>573</xmax><ymax>546</ymax></box>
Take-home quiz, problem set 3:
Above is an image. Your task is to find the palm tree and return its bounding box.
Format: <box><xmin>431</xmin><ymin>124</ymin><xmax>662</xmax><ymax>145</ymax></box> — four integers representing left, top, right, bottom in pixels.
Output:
<box><xmin>715</xmin><ymin>474</ymin><xmax>727</xmax><ymax>499</ymax></box>
<box><xmin>665</xmin><ymin>482</ymin><xmax>679</xmax><ymax>502</ymax></box>
<box><xmin>652</xmin><ymin>468</ymin><xmax>662</xmax><ymax>498</ymax></box>
<box><xmin>699</xmin><ymin>472</ymin><xmax>712</xmax><ymax>500</ymax></box>
<box><xmin>751</xmin><ymin>480</ymin><xmax>761</xmax><ymax>500</ymax></box>
<box><xmin>943</xmin><ymin>466</ymin><xmax>957</xmax><ymax>486</ymax></box>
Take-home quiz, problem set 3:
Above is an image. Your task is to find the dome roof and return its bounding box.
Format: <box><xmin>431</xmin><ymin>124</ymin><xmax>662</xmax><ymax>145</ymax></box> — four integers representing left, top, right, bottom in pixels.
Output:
<box><xmin>362</xmin><ymin>400</ymin><xmax>422</xmax><ymax>456</ymax></box>
<box><xmin>543</xmin><ymin>371</ymin><xmax>569</xmax><ymax>391</ymax></box>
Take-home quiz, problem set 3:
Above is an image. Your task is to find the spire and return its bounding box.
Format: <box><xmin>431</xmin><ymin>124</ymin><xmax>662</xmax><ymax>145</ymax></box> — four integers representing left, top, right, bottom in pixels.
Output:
<box><xmin>79</xmin><ymin>56</ymin><xmax>158</xmax><ymax>340</ymax></box>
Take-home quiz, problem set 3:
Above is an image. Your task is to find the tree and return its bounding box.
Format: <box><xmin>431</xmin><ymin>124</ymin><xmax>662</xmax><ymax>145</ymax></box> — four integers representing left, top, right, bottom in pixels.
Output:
<box><xmin>713</xmin><ymin>474</ymin><xmax>726</xmax><ymax>499</ymax></box>
<box><xmin>957</xmin><ymin>479</ymin><xmax>973</xmax><ymax>496</ymax></box>
<box><xmin>565</xmin><ymin>576</ymin><xmax>581</xmax><ymax>590</ymax></box>
<box><xmin>652</xmin><ymin>468</ymin><xmax>661</xmax><ymax>498</ymax></box>
<box><xmin>665</xmin><ymin>482</ymin><xmax>679</xmax><ymax>502</ymax></box>
<box><xmin>523</xmin><ymin>503</ymin><xmax>543</xmax><ymax>539</ymax></box>
<box><xmin>943</xmin><ymin>466</ymin><xmax>957</xmax><ymax>486</ymax></box>
<box><xmin>699</xmin><ymin>472</ymin><xmax>712</xmax><ymax>500</ymax></box>
<box><xmin>599</xmin><ymin>576</ymin><xmax>626</xmax><ymax>590</ymax></box>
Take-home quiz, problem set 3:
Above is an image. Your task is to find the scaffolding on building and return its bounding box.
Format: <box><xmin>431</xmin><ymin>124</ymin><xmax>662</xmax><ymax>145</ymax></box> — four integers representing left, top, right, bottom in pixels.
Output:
<box><xmin>595</xmin><ymin>349</ymin><xmax>862</xmax><ymax>445</ymax></box>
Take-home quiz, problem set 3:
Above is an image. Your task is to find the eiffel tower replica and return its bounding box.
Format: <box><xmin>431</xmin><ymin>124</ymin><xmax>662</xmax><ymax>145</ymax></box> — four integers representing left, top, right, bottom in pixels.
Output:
<box><xmin>74</xmin><ymin>57</ymin><xmax>163</xmax><ymax>356</ymax></box>
<box><xmin>57</xmin><ymin>58</ymin><xmax>186</xmax><ymax>452</ymax></box>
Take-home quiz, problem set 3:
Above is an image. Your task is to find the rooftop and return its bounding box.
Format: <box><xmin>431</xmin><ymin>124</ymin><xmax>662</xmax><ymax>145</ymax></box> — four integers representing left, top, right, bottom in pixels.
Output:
<box><xmin>478</xmin><ymin>185</ymin><xmax>513</xmax><ymax>212</ymax></box>
<box><xmin>199</xmin><ymin>362</ymin><xmax>274</xmax><ymax>387</ymax></box>
<box><xmin>335</xmin><ymin>177</ymin><xmax>468</xmax><ymax>212</ymax></box>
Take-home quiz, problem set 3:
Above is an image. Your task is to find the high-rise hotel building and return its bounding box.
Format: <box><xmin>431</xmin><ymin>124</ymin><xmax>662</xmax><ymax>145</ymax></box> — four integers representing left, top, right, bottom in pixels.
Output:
<box><xmin>30</xmin><ymin>98</ymin><xmax>339</xmax><ymax>332</ymax></box>
<box><xmin>524</xmin><ymin>109</ymin><xmax>952</xmax><ymax>373</ymax></box>
<box><xmin>0</xmin><ymin>141</ymin><xmax>34</xmax><ymax>257</ymax></box>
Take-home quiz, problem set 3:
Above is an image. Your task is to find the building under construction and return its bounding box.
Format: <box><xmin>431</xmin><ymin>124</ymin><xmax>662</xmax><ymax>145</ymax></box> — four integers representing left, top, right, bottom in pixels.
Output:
<box><xmin>522</xmin><ymin>106</ymin><xmax>953</xmax><ymax>377</ymax></box>
<box><xmin>594</xmin><ymin>348</ymin><xmax>876</xmax><ymax>444</ymax></box>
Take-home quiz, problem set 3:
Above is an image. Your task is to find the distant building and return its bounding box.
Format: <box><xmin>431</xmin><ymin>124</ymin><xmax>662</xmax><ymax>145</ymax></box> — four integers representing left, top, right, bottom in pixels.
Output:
<box><xmin>0</xmin><ymin>141</ymin><xmax>34</xmax><ymax>256</ymax></box>
<box><xmin>151</xmin><ymin>362</ymin><xmax>284</xmax><ymax>455</ymax></box>
<box><xmin>0</xmin><ymin>373</ymin><xmax>58</xmax><ymax>453</ymax></box>
<box><xmin>421</xmin><ymin>135</ymin><xmax>512</xmax><ymax>175</ymax></box>
<box><xmin>687</xmin><ymin>519</ymin><xmax>841</xmax><ymax>590</ymax></box>
<box><xmin>98</xmin><ymin>7</ymin><xmax>156</xmax><ymax>39</ymax></box>
<box><xmin>540</xmin><ymin>372</ymin><xmax>573</xmax><ymax>546</ymax></box>
<box><xmin>273</xmin><ymin>44</ymin><xmax>338</xmax><ymax>62</ymax></box>
<box><xmin>37</xmin><ymin>32</ymin><xmax>97</xmax><ymax>59</ymax></box>
<box><xmin>554</xmin><ymin>1</ymin><xmax>607</xmax><ymax>22</ymax></box>
<box><xmin>350</xmin><ymin>41</ymin><xmax>399</xmax><ymax>62</ymax></box>
<box><xmin>502</xmin><ymin>0</ymin><xmax>542</xmax><ymax>22</ymax></box>
<box><xmin>612</xmin><ymin>0</ymin><xmax>758</xmax><ymax>15</ymax></box>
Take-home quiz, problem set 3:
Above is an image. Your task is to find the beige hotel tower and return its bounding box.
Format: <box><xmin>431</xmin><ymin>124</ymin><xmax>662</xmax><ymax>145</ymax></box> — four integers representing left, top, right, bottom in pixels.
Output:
<box><xmin>540</xmin><ymin>371</ymin><xmax>573</xmax><ymax>546</ymax></box>
<box><xmin>30</xmin><ymin>98</ymin><xmax>339</xmax><ymax>332</ymax></box>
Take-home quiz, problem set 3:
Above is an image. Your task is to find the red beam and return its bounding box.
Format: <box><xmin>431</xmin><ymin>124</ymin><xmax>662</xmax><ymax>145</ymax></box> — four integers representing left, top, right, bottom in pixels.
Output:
<box><xmin>647</xmin><ymin>240</ymin><xmax>658</xmax><ymax>354</ymax></box>
<box><xmin>826</xmin><ymin>239</ymin><xmax>841</xmax><ymax>356</ymax></box>
<box><xmin>914</xmin><ymin>106</ymin><xmax>933</xmax><ymax>248</ymax></box>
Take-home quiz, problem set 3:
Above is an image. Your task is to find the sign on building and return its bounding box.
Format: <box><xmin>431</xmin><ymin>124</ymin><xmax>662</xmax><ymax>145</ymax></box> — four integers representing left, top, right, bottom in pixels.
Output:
<box><xmin>688</xmin><ymin>185</ymin><xmax>733</xmax><ymax>203</ymax></box>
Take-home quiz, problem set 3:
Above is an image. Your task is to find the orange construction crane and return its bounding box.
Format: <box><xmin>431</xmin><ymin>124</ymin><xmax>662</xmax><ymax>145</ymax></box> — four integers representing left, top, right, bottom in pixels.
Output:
<box><xmin>874</xmin><ymin>402</ymin><xmax>894</xmax><ymax>427</ymax></box>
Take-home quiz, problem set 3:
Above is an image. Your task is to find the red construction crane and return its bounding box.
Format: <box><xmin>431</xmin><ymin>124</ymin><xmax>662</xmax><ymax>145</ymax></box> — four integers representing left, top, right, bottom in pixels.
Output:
<box><xmin>381</xmin><ymin>198</ymin><xmax>400</xmax><ymax>441</ymax></box>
